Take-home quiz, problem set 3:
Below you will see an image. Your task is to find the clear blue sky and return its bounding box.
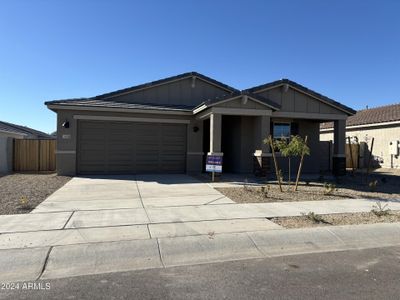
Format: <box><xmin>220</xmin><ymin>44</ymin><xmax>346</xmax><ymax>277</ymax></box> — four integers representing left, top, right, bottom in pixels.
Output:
<box><xmin>1</xmin><ymin>0</ymin><xmax>399</xmax><ymax>133</ymax></box>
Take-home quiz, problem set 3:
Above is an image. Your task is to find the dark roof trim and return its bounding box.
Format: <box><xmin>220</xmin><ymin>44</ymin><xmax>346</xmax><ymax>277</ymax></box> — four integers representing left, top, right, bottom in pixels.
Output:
<box><xmin>46</xmin><ymin>103</ymin><xmax>193</xmax><ymax>116</ymax></box>
<box><xmin>245</xmin><ymin>79</ymin><xmax>356</xmax><ymax>115</ymax></box>
<box><xmin>94</xmin><ymin>72</ymin><xmax>239</xmax><ymax>100</ymax></box>
<box><xmin>193</xmin><ymin>91</ymin><xmax>281</xmax><ymax>113</ymax></box>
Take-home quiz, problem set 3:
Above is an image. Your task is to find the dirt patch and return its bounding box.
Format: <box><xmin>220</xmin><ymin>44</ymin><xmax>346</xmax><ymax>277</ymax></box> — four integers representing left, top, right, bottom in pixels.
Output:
<box><xmin>216</xmin><ymin>174</ymin><xmax>400</xmax><ymax>203</ymax></box>
<box><xmin>271</xmin><ymin>211</ymin><xmax>400</xmax><ymax>229</ymax></box>
<box><xmin>0</xmin><ymin>173</ymin><xmax>71</xmax><ymax>215</ymax></box>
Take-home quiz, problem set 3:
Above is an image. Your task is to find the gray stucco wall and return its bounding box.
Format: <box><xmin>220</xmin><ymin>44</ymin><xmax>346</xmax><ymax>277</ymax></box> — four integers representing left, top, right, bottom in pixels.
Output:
<box><xmin>0</xmin><ymin>137</ymin><xmax>13</xmax><ymax>174</ymax></box>
<box><xmin>273</xmin><ymin>120</ymin><xmax>321</xmax><ymax>174</ymax></box>
<box><xmin>55</xmin><ymin>109</ymin><xmax>202</xmax><ymax>175</ymax></box>
<box><xmin>186</xmin><ymin>118</ymin><xmax>204</xmax><ymax>174</ymax></box>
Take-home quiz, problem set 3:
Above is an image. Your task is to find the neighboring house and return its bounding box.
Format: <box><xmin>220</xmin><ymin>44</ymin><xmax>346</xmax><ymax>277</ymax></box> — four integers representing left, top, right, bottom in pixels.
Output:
<box><xmin>321</xmin><ymin>103</ymin><xmax>400</xmax><ymax>169</ymax></box>
<box><xmin>0</xmin><ymin>121</ymin><xmax>54</xmax><ymax>173</ymax></box>
<box><xmin>45</xmin><ymin>72</ymin><xmax>355</xmax><ymax>176</ymax></box>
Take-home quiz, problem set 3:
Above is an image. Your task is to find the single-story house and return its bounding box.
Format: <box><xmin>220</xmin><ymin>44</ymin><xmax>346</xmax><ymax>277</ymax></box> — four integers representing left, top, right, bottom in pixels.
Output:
<box><xmin>321</xmin><ymin>103</ymin><xmax>400</xmax><ymax>169</ymax></box>
<box><xmin>45</xmin><ymin>72</ymin><xmax>355</xmax><ymax>176</ymax></box>
<box><xmin>0</xmin><ymin>121</ymin><xmax>54</xmax><ymax>173</ymax></box>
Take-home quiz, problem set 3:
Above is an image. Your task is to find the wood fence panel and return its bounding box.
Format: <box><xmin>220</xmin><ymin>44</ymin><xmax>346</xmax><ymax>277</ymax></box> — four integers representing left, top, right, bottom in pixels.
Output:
<box><xmin>345</xmin><ymin>143</ymin><xmax>359</xmax><ymax>169</ymax></box>
<box><xmin>13</xmin><ymin>139</ymin><xmax>56</xmax><ymax>172</ymax></box>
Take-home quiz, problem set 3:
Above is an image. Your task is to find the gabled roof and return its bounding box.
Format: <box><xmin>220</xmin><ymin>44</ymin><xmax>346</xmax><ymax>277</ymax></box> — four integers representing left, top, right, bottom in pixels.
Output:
<box><xmin>245</xmin><ymin>79</ymin><xmax>356</xmax><ymax>115</ymax></box>
<box><xmin>93</xmin><ymin>71</ymin><xmax>239</xmax><ymax>100</ymax></box>
<box><xmin>45</xmin><ymin>72</ymin><xmax>355</xmax><ymax>117</ymax></box>
<box><xmin>321</xmin><ymin>103</ymin><xmax>400</xmax><ymax>129</ymax></box>
<box><xmin>0</xmin><ymin>120</ymin><xmax>53</xmax><ymax>139</ymax></box>
<box><xmin>193</xmin><ymin>91</ymin><xmax>281</xmax><ymax>113</ymax></box>
<box><xmin>45</xmin><ymin>71</ymin><xmax>239</xmax><ymax>109</ymax></box>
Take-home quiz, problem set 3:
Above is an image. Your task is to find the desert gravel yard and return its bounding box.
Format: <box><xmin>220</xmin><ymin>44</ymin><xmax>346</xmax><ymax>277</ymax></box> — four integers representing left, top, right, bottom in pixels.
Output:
<box><xmin>271</xmin><ymin>211</ymin><xmax>400</xmax><ymax>229</ymax></box>
<box><xmin>0</xmin><ymin>173</ymin><xmax>71</xmax><ymax>214</ymax></box>
<box><xmin>216</xmin><ymin>173</ymin><xmax>400</xmax><ymax>203</ymax></box>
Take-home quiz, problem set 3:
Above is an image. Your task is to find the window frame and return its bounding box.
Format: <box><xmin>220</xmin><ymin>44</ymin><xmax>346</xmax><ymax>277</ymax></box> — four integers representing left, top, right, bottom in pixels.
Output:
<box><xmin>272</xmin><ymin>122</ymin><xmax>291</xmax><ymax>141</ymax></box>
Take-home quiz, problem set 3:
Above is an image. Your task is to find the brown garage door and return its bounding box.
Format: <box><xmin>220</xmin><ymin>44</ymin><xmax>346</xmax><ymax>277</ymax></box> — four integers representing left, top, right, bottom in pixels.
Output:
<box><xmin>77</xmin><ymin>120</ymin><xmax>187</xmax><ymax>174</ymax></box>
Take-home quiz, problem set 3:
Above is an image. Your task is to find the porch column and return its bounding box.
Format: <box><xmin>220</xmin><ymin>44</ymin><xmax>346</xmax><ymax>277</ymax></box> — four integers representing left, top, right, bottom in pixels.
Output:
<box><xmin>333</xmin><ymin>119</ymin><xmax>346</xmax><ymax>176</ymax></box>
<box><xmin>253</xmin><ymin>115</ymin><xmax>271</xmax><ymax>177</ymax></box>
<box><xmin>209</xmin><ymin>113</ymin><xmax>223</xmax><ymax>155</ymax></box>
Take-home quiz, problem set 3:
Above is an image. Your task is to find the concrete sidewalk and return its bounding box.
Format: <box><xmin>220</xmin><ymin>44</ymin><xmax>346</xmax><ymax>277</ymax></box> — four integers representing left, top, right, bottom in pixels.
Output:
<box><xmin>1</xmin><ymin>174</ymin><xmax>400</xmax><ymax>283</ymax></box>
<box><xmin>1</xmin><ymin>223</ymin><xmax>399</xmax><ymax>282</ymax></box>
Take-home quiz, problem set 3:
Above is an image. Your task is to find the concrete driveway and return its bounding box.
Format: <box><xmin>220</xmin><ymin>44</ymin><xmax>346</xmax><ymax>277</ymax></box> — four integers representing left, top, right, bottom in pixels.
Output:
<box><xmin>1</xmin><ymin>174</ymin><xmax>400</xmax><ymax>282</ymax></box>
<box><xmin>33</xmin><ymin>174</ymin><xmax>233</xmax><ymax>213</ymax></box>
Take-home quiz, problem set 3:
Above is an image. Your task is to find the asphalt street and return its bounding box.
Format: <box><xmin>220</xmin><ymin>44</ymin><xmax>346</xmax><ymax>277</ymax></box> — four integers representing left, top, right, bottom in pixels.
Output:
<box><xmin>2</xmin><ymin>246</ymin><xmax>399</xmax><ymax>300</ymax></box>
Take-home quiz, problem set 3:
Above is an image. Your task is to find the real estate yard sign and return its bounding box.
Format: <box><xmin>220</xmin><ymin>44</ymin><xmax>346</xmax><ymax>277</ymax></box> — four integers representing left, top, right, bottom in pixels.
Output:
<box><xmin>206</xmin><ymin>154</ymin><xmax>223</xmax><ymax>182</ymax></box>
<box><xmin>206</xmin><ymin>155</ymin><xmax>223</xmax><ymax>173</ymax></box>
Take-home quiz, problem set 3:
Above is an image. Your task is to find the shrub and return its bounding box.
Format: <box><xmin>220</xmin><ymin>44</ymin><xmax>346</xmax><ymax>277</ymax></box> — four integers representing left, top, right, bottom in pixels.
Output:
<box><xmin>369</xmin><ymin>180</ymin><xmax>378</xmax><ymax>192</ymax></box>
<box><xmin>371</xmin><ymin>201</ymin><xmax>390</xmax><ymax>217</ymax></box>
<box><xmin>304</xmin><ymin>212</ymin><xmax>328</xmax><ymax>224</ymax></box>
<box><xmin>323</xmin><ymin>182</ymin><xmax>337</xmax><ymax>195</ymax></box>
<box><xmin>260</xmin><ymin>185</ymin><xmax>270</xmax><ymax>198</ymax></box>
<box><xmin>19</xmin><ymin>196</ymin><xmax>31</xmax><ymax>210</ymax></box>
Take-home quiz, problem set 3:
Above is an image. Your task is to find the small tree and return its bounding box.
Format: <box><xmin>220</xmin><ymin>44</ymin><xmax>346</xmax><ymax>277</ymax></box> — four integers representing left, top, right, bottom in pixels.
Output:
<box><xmin>275</xmin><ymin>135</ymin><xmax>310</xmax><ymax>188</ymax></box>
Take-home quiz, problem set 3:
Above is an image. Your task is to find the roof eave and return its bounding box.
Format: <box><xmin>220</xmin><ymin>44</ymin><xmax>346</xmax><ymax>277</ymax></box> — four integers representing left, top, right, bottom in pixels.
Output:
<box><xmin>46</xmin><ymin>103</ymin><xmax>193</xmax><ymax>116</ymax></box>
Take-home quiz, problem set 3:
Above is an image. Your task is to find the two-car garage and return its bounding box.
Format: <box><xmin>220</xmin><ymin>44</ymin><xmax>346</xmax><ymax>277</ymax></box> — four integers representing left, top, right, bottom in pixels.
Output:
<box><xmin>77</xmin><ymin>120</ymin><xmax>187</xmax><ymax>174</ymax></box>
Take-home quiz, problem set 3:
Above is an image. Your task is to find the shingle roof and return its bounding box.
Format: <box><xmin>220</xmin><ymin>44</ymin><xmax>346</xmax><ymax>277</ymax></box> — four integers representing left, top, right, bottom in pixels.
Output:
<box><xmin>320</xmin><ymin>103</ymin><xmax>400</xmax><ymax>129</ymax></box>
<box><xmin>45</xmin><ymin>72</ymin><xmax>354</xmax><ymax>116</ymax></box>
<box><xmin>0</xmin><ymin>121</ymin><xmax>53</xmax><ymax>139</ymax></box>
<box><xmin>45</xmin><ymin>72</ymin><xmax>239</xmax><ymax>111</ymax></box>
<box><xmin>46</xmin><ymin>98</ymin><xmax>194</xmax><ymax>112</ymax></box>
<box><xmin>244</xmin><ymin>79</ymin><xmax>356</xmax><ymax>115</ymax></box>
<box><xmin>93</xmin><ymin>71</ymin><xmax>239</xmax><ymax>100</ymax></box>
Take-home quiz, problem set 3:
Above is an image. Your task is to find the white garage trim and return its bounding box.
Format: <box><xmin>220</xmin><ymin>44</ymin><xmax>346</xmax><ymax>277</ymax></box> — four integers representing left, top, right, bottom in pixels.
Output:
<box><xmin>73</xmin><ymin>115</ymin><xmax>191</xmax><ymax>124</ymax></box>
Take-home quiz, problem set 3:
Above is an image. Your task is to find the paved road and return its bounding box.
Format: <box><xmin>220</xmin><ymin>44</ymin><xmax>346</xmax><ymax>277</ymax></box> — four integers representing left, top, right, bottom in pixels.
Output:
<box><xmin>2</xmin><ymin>246</ymin><xmax>399</xmax><ymax>300</ymax></box>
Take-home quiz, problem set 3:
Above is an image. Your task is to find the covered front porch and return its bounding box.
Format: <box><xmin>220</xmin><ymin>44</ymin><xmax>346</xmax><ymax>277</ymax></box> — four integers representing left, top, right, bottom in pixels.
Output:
<box><xmin>195</xmin><ymin>94</ymin><xmax>347</xmax><ymax>177</ymax></box>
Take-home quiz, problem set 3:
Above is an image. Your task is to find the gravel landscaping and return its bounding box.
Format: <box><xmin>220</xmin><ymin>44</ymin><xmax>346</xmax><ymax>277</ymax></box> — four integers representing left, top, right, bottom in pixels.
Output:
<box><xmin>0</xmin><ymin>173</ymin><xmax>71</xmax><ymax>214</ymax></box>
<box><xmin>270</xmin><ymin>211</ymin><xmax>400</xmax><ymax>229</ymax></box>
<box><xmin>216</xmin><ymin>173</ymin><xmax>400</xmax><ymax>203</ymax></box>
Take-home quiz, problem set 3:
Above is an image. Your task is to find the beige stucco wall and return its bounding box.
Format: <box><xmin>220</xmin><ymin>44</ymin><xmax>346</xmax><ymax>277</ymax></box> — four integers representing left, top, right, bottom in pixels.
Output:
<box><xmin>320</xmin><ymin>124</ymin><xmax>400</xmax><ymax>168</ymax></box>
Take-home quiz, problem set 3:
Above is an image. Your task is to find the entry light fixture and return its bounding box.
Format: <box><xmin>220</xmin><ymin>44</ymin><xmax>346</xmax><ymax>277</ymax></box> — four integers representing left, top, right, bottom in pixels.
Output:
<box><xmin>193</xmin><ymin>126</ymin><xmax>199</xmax><ymax>133</ymax></box>
<box><xmin>62</xmin><ymin>120</ymin><xmax>70</xmax><ymax>129</ymax></box>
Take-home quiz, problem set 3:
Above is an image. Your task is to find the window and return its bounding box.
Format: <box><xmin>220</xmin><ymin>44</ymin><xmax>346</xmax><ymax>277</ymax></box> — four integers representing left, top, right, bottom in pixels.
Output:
<box><xmin>273</xmin><ymin>122</ymin><xmax>291</xmax><ymax>140</ymax></box>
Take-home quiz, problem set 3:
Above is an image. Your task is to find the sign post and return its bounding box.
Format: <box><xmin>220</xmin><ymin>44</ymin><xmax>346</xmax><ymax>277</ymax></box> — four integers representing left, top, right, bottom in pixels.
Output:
<box><xmin>206</xmin><ymin>155</ymin><xmax>223</xmax><ymax>182</ymax></box>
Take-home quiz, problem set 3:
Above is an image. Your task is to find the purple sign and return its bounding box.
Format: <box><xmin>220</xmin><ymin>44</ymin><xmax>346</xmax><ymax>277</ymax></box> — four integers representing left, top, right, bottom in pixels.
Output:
<box><xmin>206</xmin><ymin>155</ymin><xmax>223</xmax><ymax>173</ymax></box>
